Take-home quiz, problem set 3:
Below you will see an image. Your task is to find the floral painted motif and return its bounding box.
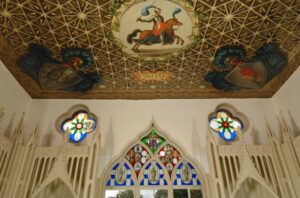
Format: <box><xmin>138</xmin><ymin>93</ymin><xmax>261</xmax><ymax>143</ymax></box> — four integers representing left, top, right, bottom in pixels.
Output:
<box><xmin>61</xmin><ymin>111</ymin><xmax>97</xmax><ymax>143</ymax></box>
<box><xmin>209</xmin><ymin>110</ymin><xmax>243</xmax><ymax>141</ymax></box>
<box><xmin>157</xmin><ymin>144</ymin><xmax>181</xmax><ymax>176</ymax></box>
<box><xmin>125</xmin><ymin>144</ymin><xmax>151</xmax><ymax>176</ymax></box>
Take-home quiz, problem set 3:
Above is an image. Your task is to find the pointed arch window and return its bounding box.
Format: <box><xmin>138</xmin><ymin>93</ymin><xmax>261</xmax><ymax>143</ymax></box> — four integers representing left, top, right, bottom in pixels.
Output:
<box><xmin>103</xmin><ymin>127</ymin><xmax>204</xmax><ymax>198</ymax></box>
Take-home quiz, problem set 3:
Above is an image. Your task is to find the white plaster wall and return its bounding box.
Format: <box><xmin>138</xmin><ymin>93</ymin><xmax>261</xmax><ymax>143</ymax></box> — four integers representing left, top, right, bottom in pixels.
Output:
<box><xmin>0</xmin><ymin>62</ymin><xmax>32</xmax><ymax>137</ymax></box>
<box><xmin>25</xmin><ymin>98</ymin><xmax>278</xmax><ymax>174</ymax></box>
<box><xmin>273</xmin><ymin>67</ymin><xmax>300</xmax><ymax>134</ymax></box>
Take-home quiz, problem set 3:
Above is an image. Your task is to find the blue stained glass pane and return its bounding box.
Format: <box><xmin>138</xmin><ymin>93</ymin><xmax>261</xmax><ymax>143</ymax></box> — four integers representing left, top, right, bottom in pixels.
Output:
<box><xmin>197</xmin><ymin>179</ymin><xmax>201</xmax><ymax>185</ymax></box>
<box><xmin>157</xmin><ymin>163</ymin><xmax>162</xmax><ymax>169</ymax></box>
<box><xmin>178</xmin><ymin>162</ymin><xmax>183</xmax><ymax>169</ymax></box>
<box><xmin>107</xmin><ymin>162</ymin><xmax>134</xmax><ymax>187</ymax></box>
<box><xmin>112</xmin><ymin>163</ymin><xmax>119</xmax><ymax>170</ymax></box>
<box><xmin>145</xmin><ymin>163</ymin><xmax>151</xmax><ymax>169</ymax></box>
<box><xmin>124</xmin><ymin>163</ymin><xmax>130</xmax><ymax>169</ymax></box>
<box><xmin>173</xmin><ymin>161</ymin><xmax>201</xmax><ymax>186</ymax></box>
<box><xmin>164</xmin><ymin>179</ymin><xmax>168</xmax><ymax>185</ymax></box>
<box><xmin>106</xmin><ymin>180</ymin><xmax>111</xmax><ymax>186</ymax></box>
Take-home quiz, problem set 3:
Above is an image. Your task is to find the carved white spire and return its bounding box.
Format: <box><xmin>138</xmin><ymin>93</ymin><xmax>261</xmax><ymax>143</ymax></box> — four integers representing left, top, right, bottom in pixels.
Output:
<box><xmin>206</xmin><ymin>127</ymin><xmax>216</xmax><ymax>145</ymax></box>
<box><xmin>278</xmin><ymin>114</ymin><xmax>294</xmax><ymax>142</ymax></box>
<box><xmin>265</xmin><ymin>119</ymin><xmax>279</xmax><ymax>144</ymax></box>
<box><xmin>27</xmin><ymin>122</ymin><xmax>40</xmax><ymax>146</ymax></box>
<box><xmin>92</xmin><ymin>127</ymin><xmax>101</xmax><ymax>144</ymax></box>
<box><xmin>12</xmin><ymin>112</ymin><xmax>25</xmax><ymax>143</ymax></box>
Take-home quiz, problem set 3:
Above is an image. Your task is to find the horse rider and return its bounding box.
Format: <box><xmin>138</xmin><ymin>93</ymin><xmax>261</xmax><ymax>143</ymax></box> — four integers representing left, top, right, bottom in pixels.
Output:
<box><xmin>137</xmin><ymin>7</ymin><xmax>168</xmax><ymax>44</ymax></box>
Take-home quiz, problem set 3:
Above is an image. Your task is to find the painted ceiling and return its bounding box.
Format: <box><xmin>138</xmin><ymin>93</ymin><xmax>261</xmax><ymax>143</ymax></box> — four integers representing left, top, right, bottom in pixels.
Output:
<box><xmin>0</xmin><ymin>0</ymin><xmax>299</xmax><ymax>99</ymax></box>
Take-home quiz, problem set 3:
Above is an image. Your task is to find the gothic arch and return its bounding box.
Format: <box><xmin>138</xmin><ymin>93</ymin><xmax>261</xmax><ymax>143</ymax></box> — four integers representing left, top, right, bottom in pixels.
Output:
<box><xmin>99</xmin><ymin>121</ymin><xmax>209</xmax><ymax>198</ymax></box>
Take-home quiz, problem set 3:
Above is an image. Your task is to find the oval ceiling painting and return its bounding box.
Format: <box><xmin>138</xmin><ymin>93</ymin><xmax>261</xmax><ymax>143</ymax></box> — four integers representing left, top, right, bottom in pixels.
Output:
<box><xmin>112</xmin><ymin>0</ymin><xmax>198</xmax><ymax>59</ymax></box>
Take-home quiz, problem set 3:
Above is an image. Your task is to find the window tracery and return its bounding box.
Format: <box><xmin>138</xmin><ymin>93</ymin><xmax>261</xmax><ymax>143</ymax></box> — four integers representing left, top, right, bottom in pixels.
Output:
<box><xmin>56</xmin><ymin>105</ymin><xmax>98</xmax><ymax>143</ymax></box>
<box><xmin>104</xmin><ymin>127</ymin><xmax>204</xmax><ymax>198</ymax></box>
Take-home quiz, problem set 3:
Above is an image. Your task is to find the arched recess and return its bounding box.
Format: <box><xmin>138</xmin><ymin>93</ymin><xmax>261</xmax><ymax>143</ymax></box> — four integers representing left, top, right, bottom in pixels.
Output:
<box><xmin>100</xmin><ymin>123</ymin><xmax>209</xmax><ymax>198</ymax></box>
<box><xmin>32</xmin><ymin>178</ymin><xmax>76</xmax><ymax>198</ymax></box>
<box><xmin>232</xmin><ymin>177</ymin><xmax>279</xmax><ymax>198</ymax></box>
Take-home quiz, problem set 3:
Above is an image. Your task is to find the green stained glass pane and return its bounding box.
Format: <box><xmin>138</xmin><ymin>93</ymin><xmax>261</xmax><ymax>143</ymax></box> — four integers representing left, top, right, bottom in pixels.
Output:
<box><xmin>141</xmin><ymin>130</ymin><xmax>165</xmax><ymax>154</ymax></box>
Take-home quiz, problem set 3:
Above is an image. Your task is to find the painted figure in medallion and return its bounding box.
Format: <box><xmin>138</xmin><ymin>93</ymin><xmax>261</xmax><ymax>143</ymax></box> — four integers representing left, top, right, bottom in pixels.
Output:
<box><xmin>116</xmin><ymin>165</ymin><xmax>126</xmax><ymax>184</ymax></box>
<box><xmin>149</xmin><ymin>165</ymin><xmax>159</xmax><ymax>183</ymax></box>
<box><xmin>127</xmin><ymin>5</ymin><xmax>184</xmax><ymax>51</ymax></box>
<box><xmin>182</xmin><ymin>163</ymin><xmax>191</xmax><ymax>183</ymax></box>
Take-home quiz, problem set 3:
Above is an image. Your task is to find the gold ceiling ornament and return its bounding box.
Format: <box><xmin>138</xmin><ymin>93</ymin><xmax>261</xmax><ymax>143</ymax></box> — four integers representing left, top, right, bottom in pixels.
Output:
<box><xmin>135</xmin><ymin>71</ymin><xmax>173</xmax><ymax>82</ymax></box>
<box><xmin>0</xmin><ymin>0</ymin><xmax>299</xmax><ymax>99</ymax></box>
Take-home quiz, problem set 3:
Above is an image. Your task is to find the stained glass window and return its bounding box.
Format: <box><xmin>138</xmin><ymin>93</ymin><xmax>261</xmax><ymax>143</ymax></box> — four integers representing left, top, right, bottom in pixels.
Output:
<box><xmin>173</xmin><ymin>162</ymin><xmax>201</xmax><ymax>186</ymax></box>
<box><xmin>105</xmin><ymin>127</ymin><xmax>203</xmax><ymax>196</ymax></box>
<box><xmin>140</xmin><ymin>161</ymin><xmax>168</xmax><ymax>186</ymax></box>
<box><xmin>141</xmin><ymin>130</ymin><xmax>165</xmax><ymax>154</ymax></box>
<box><xmin>209</xmin><ymin>110</ymin><xmax>243</xmax><ymax>142</ymax></box>
<box><xmin>157</xmin><ymin>144</ymin><xmax>182</xmax><ymax>176</ymax></box>
<box><xmin>106</xmin><ymin>162</ymin><xmax>134</xmax><ymax>187</ymax></box>
<box><xmin>125</xmin><ymin>144</ymin><xmax>150</xmax><ymax>176</ymax></box>
<box><xmin>61</xmin><ymin>111</ymin><xmax>97</xmax><ymax>143</ymax></box>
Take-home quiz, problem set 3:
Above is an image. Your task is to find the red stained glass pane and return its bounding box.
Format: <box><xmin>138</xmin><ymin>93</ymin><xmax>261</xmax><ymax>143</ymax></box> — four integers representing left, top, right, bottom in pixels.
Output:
<box><xmin>125</xmin><ymin>144</ymin><xmax>150</xmax><ymax>176</ymax></box>
<box><xmin>157</xmin><ymin>144</ymin><xmax>182</xmax><ymax>176</ymax></box>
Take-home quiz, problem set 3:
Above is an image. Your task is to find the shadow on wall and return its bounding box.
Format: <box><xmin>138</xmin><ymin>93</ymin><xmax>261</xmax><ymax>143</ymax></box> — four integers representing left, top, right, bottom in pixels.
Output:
<box><xmin>98</xmin><ymin>117</ymin><xmax>114</xmax><ymax>178</ymax></box>
<box><xmin>233</xmin><ymin>177</ymin><xmax>278</xmax><ymax>198</ymax></box>
<box><xmin>33</xmin><ymin>179</ymin><xmax>74</xmax><ymax>198</ymax></box>
<box><xmin>42</xmin><ymin>122</ymin><xmax>55</xmax><ymax>146</ymax></box>
<box><xmin>192</xmin><ymin>118</ymin><xmax>206</xmax><ymax>158</ymax></box>
<box><xmin>288</xmin><ymin>111</ymin><xmax>300</xmax><ymax>137</ymax></box>
<box><xmin>3</xmin><ymin>113</ymin><xmax>15</xmax><ymax>138</ymax></box>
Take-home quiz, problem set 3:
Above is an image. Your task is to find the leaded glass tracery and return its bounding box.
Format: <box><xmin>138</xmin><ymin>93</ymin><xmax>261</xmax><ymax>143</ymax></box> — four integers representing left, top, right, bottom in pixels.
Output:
<box><xmin>60</xmin><ymin>110</ymin><xmax>97</xmax><ymax>143</ymax></box>
<box><xmin>104</xmin><ymin>127</ymin><xmax>203</xmax><ymax>197</ymax></box>
<box><xmin>157</xmin><ymin>144</ymin><xmax>182</xmax><ymax>176</ymax></box>
<box><xmin>125</xmin><ymin>144</ymin><xmax>151</xmax><ymax>176</ymax></box>
<box><xmin>209</xmin><ymin>109</ymin><xmax>243</xmax><ymax>142</ymax></box>
<box><xmin>106</xmin><ymin>162</ymin><xmax>134</xmax><ymax>187</ymax></box>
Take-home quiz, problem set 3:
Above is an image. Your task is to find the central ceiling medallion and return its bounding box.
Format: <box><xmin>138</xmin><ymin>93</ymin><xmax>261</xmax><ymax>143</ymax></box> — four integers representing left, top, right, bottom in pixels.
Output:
<box><xmin>111</xmin><ymin>0</ymin><xmax>198</xmax><ymax>59</ymax></box>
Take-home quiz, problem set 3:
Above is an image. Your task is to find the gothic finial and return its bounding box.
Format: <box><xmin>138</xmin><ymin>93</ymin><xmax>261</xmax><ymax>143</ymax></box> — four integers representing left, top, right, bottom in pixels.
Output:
<box><xmin>12</xmin><ymin>111</ymin><xmax>26</xmax><ymax>143</ymax></box>
<box><xmin>281</xmin><ymin>113</ymin><xmax>294</xmax><ymax>140</ymax></box>
<box><xmin>265</xmin><ymin>118</ymin><xmax>279</xmax><ymax>143</ymax></box>
<box><xmin>27</xmin><ymin>122</ymin><xmax>40</xmax><ymax>146</ymax></box>
<box><xmin>206</xmin><ymin>128</ymin><xmax>216</xmax><ymax>144</ymax></box>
